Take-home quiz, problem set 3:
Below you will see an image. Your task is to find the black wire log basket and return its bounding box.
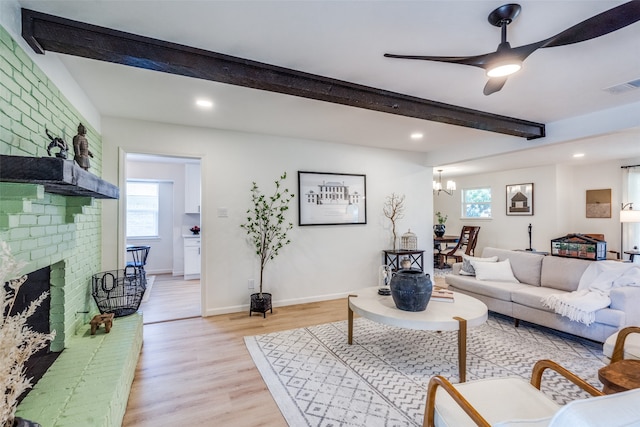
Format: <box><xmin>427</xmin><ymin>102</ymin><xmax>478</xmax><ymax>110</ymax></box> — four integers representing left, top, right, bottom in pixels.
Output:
<box><xmin>92</xmin><ymin>266</ymin><xmax>145</xmax><ymax>317</ymax></box>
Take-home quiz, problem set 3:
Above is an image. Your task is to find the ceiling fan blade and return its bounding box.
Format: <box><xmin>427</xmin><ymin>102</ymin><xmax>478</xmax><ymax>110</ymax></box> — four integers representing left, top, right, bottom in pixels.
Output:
<box><xmin>383</xmin><ymin>52</ymin><xmax>493</xmax><ymax>70</ymax></box>
<box><xmin>541</xmin><ymin>1</ymin><xmax>640</xmax><ymax>48</ymax></box>
<box><xmin>483</xmin><ymin>77</ymin><xmax>508</xmax><ymax>95</ymax></box>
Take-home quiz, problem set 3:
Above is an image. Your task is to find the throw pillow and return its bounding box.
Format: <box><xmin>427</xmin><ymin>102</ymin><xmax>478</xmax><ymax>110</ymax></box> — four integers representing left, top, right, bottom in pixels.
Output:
<box><xmin>460</xmin><ymin>255</ymin><xmax>499</xmax><ymax>276</ymax></box>
<box><xmin>472</xmin><ymin>259</ymin><xmax>520</xmax><ymax>283</ymax></box>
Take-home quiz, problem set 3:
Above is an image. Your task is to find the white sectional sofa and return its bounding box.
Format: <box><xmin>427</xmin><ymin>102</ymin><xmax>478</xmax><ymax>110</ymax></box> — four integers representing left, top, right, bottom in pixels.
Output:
<box><xmin>445</xmin><ymin>247</ymin><xmax>640</xmax><ymax>343</ymax></box>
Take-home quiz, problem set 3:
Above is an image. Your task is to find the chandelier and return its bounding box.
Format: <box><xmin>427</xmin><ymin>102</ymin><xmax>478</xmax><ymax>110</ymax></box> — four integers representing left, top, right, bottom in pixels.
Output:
<box><xmin>433</xmin><ymin>169</ymin><xmax>456</xmax><ymax>196</ymax></box>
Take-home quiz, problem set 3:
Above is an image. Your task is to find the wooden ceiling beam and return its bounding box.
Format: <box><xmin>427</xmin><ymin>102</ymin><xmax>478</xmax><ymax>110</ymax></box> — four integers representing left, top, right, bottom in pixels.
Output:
<box><xmin>21</xmin><ymin>8</ymin><xmax>545</xmax><ymax>140</ymax></box>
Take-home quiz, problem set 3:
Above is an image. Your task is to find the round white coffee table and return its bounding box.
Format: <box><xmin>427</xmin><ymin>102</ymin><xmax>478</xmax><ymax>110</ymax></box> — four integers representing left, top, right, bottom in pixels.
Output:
<box><xmin>348</xmin><ymin>287</ymin><xmax>488</xmax><ymax>382</ymax></box>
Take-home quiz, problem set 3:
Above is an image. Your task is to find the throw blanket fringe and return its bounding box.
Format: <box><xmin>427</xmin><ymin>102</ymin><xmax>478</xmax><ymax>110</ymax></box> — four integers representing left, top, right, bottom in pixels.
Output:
<box><xmin>542</xmin><ymin>290</ymin><xmax>609</xmax><ymax>326</ymax></box>
<box><xmin>542</xmin><ymin>262</ymin><xmax>640</xmax><ymax>326</ymax></box>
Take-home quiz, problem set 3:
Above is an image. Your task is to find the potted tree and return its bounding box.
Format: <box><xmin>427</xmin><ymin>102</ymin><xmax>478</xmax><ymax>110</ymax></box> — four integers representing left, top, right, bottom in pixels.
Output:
<box><xmin>240</xmin><ymin>172</ymin><xmax>294</xmax><ymax>317</ymax></box>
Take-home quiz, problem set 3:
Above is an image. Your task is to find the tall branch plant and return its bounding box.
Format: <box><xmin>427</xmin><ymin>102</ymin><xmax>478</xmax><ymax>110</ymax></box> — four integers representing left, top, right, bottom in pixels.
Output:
<box><xmin>383</xmin><ymin>193</ymin><xmax>405</xmax><ymax>250</ymax></box>
<box><xmin>241</xmin><ymin>172</ymin><xmax>294</xmax><ymax>296</ymax></box>
<box><xmin>1</xmin><ymin>242</ymin><xmax>55</xmax><ymax>427</ymax></box>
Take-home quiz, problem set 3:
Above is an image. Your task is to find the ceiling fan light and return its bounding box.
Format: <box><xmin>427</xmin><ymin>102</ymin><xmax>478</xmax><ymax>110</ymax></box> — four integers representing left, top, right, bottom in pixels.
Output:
<box><xmin>486</xmin><ymin>61</ymin><xmax>522</xmax><ymax>78</ymax></box>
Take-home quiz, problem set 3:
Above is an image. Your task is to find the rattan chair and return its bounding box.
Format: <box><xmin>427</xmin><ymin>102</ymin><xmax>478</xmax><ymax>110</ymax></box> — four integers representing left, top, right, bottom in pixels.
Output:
<box><xmin>605</xmin><ymin>326</ymin><xmax>640</xmax><ymax>363</ymax></box>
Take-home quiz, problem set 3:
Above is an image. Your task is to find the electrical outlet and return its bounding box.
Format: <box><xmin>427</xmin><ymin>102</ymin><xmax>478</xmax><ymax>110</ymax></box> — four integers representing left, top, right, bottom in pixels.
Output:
<box><xmin>248</xmin><ymin>279</ymin><xmax>255</xmax><ymax>289</ymax></box>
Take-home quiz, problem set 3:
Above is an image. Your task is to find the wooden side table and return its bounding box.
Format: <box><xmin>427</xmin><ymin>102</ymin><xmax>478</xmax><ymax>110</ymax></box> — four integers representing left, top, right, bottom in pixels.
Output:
<box><xmin>598</xmin><ymin>359</ymin><xmax>640</xmax><ymax>394</ymax></box>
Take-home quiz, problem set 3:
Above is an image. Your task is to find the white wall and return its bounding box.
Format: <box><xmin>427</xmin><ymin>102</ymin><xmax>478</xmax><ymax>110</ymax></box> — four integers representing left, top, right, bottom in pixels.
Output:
<box><xmin>434</xmin><ymin>160</ymin><xmax>631</xmax><ymax>257</ymax></box>
<box><xmin>101</xmin><ymin>116</ymin><xmax>434</xmax><ymax>315</ymax></box>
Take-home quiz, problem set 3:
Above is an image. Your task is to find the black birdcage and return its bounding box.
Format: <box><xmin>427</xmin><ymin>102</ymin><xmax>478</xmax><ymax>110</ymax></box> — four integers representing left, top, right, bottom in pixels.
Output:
<box><xmin>92</xmin><ymin>266</ymin><xmax>145</xmax><ymax>317</ymax></box>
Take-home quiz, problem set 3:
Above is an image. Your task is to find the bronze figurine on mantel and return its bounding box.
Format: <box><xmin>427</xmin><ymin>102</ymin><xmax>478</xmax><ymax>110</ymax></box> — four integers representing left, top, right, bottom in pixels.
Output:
<box><xmin>45</xmin><ymin>128</ymin><xmax>68</xmax><ymax>159</ymax></box>
<box><xmin>72</xmin><ymin>123</ymin><xmax>93</xmax><ymax>171</ymax></box>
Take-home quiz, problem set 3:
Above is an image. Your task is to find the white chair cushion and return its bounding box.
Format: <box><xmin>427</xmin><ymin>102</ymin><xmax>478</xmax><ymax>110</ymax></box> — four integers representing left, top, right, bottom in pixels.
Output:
<box><xmin>548</xmin><ymin>388</ymin><xmax>640</xmax><ymax>426</ymax></box>
<box><xmin>603</xmin><ymin>331</ymin><xmax>640</xmax><ymax>360</ymax></box>
<box><xmin>434</xmin><ymin>377</ymin><xmax>560</xmax><ymax>427</ymax></box>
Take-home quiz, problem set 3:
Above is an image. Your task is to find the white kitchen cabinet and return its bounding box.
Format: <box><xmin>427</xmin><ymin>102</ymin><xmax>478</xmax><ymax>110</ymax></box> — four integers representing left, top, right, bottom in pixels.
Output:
<box><xmin>185</xmin><ymin>163</ymin><xmax>201</xmax><ymax>214</ymax></box>
<box><xmin>184</xmin><ymin>237</ymin><xmax>201</xmax><ymax>280</ymax></box>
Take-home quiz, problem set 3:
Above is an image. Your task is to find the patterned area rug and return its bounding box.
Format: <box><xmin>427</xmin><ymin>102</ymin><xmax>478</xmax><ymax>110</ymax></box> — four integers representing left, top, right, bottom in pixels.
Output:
<box><xmin>245</xmin><ymin>313</ymin><xmax>607</xmax><ymax>427</ymax></box>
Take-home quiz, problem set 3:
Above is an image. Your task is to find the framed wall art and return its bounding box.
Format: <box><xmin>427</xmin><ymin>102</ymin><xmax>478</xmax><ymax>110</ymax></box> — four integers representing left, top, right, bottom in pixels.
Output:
<box><xmin>586</xmin><ymin>188</ymin><xmax>611</xmax><ymax>218</ymax></box>
<box><xmin>298</xmin><ymin>171</ymin><xmax>367</xmax><ymax>226</ymax></box>
<box><xmin>506</xmin><ymin>183</ymin><xmax>534</xmax><ymax>216</ymax></box>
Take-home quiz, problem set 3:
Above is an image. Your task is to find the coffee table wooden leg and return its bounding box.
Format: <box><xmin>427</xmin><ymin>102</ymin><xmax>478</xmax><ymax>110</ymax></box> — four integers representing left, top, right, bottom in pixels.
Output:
<box><xmin>348</xmin><ymin>295</ymin><xmax>357</xmax><ymax>345</ymax></box>
<box><xmin>454</xmin><ymin>316</ymin><xmax>467</xmax><ymax>383</ymax></box>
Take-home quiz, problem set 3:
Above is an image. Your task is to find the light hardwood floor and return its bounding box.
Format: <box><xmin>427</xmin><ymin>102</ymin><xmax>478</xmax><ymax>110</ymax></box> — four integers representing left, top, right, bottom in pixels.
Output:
<box><xmin>123</xmin><ymin>276</ymin><xmax>446</xmax><ymax>426</ymax></box>
<box><xmin>138</xmin><ymin>274</ymin><xmax>201</xmax><ymax>324</ymax></box>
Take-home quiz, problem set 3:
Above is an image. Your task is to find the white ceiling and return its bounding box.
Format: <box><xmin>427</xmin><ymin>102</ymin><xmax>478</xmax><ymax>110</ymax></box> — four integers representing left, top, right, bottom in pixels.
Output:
<box><xmin>16</xmin><ymin>0</ymin><xmax>640</xmax><ymax>177</ymax></box>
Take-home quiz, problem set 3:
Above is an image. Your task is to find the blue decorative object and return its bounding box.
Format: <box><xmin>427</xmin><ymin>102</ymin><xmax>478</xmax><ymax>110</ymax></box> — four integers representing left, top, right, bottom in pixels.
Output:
<box><xmin>390</xmin><ymin>269</ymin><xmax>433</xmax><ymax>312</ymax></box>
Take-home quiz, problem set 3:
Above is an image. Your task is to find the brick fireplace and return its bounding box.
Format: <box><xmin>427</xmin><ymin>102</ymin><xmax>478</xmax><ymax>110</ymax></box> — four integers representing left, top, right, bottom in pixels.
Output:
<box><xmin>1</xmin><ymin>24</ymin><xmax>141</xmax><ymax>426</ymax></box>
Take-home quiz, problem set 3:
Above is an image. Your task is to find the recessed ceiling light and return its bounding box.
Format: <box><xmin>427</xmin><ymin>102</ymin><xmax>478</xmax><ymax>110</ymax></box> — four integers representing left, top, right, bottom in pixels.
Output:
<box><xmin>573</xmin><ymin>153</ymin><xmax>585</xmax><ymax>158</ymax></box>
<box><xmin>410</xmin><ymin>132</ymin><xmax>424</xmax><ymax>140</ymax></box>
<box><xmin>195</xmin><ymin>99</ymin><xmax>213</xmax><ymax>108</ymax></box>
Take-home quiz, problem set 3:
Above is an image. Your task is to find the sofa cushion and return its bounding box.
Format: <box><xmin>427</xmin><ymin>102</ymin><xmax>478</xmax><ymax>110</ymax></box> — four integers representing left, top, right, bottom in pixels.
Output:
<box><xmin>482</xmin><ymin>248</ymin><xmax>544</xmax><ymax>286</ymax></box>
<box><xmin>510</xmin><ymin>287</ymin><xmax>566</xmax><ymax>312</ymax></box>
<box><xmin>473</xmin><ymin>259</ymin><xmax>519</xmax><ymax>283</ymax></box>
<box><xmin>446</xmin><ymin>274</ymin><xmax>530</xmax><ymax>301</ymax></box>
<box><xmin>460</xmin><ymin>255</ymin><xmax>499</xmax><ymax>276</ymax></box>
<box><xmin>540</xmin><ymin>256</ymin><xmax>592</xmax><ymax>292</ymax></box>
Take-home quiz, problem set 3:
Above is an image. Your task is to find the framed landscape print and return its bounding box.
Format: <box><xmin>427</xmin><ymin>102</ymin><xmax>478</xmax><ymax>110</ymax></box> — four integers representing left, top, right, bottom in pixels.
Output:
<box><xmin>506</xmin><ymin>183</ymin><xmax>534</xmax><ymax>216</ymax></box>
<box><xmin>298</xmin><ymin>171</ymin><xmax>367</xmax><ymax>226</ymax></box>
<box><xmin>586</xmin><ymin>189</ymin><xmax>611</xmax><ymax>218</ymax></box>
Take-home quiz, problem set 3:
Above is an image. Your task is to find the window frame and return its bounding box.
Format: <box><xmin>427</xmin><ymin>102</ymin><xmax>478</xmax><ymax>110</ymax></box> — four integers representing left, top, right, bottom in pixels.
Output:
<box><xmin>461</xmin><ymin>186</ymin><xmax>493</xmax><ymax>219</ymax></box>
<box><xmin>126</xmin><ymin>180</ymin><xmax>160</xmax><ymax>239</ymax></box>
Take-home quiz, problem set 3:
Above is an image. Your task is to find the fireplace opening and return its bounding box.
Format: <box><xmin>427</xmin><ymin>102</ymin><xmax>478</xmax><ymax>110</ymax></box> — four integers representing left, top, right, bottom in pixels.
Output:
<box><xmin>5</xmin><ymin>265</ymin><xmax>62</xmax><ymax>403</ymax></box>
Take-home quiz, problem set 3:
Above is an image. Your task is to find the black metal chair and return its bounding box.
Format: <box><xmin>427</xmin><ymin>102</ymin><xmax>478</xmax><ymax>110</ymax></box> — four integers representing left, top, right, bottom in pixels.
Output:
<box><xmin>126</xmin><ymin>245</ymin><xmax>150</xmax><ymax>288</ymax></box>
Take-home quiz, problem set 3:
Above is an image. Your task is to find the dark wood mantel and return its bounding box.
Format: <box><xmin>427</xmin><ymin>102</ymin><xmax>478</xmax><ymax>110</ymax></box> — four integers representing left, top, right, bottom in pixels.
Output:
<box><xmin>20</xmin><ymin>8</ymin><xmax>545</xmax><ymax>140</ymax></box>
<box><xmin>0</xmin><ymin>155</ymin><xmax>119</xmax><ymax>199</ymax></box>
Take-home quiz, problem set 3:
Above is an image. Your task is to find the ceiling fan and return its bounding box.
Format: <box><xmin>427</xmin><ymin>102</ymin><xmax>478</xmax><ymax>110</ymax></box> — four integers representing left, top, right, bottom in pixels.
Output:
<box><xmin>384</xmin><ymin>1</ymin><xmax>640</xmax><ymax>95</ymax></box>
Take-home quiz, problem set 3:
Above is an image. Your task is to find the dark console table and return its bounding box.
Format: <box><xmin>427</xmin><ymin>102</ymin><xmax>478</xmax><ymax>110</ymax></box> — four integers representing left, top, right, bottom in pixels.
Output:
<box><xmin>383</xmin><ymin>249</ymin><xmax>425</xmax><ymax>272</ymax></box>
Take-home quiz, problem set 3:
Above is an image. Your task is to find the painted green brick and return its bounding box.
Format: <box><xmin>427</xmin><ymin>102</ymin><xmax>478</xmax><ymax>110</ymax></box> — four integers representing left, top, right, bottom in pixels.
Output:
<box><xmin>2</xmin><ymin>100</ymin><xmax>21</xmax><ymax>121</ymax></box>
<box><xmin>1</xmin><ymin>47</ymin><xmax>20</xmax><ymax>73</ymax></box>
<box><xmin>21</xmin><ymin>90</ymin><xmax>39</xmax><ymax>112</ymax></box>
<box><xmin>8</xmin><ymin>226</ymin><xmax>29</xmax><ymax>240</ymax></box>
<box><xmin>13</xmin><ymin>44</ymin><xmax>32</xmax><ymax>67</ymax></box>
<box><xmin>22</xmin><ymin>113</ymin><xmax>40</xmax><ymax>134</ymax></box>
<box><xmin>14</xmin><ymin>71</ymin><xmax>32</xmax><ymax>93</ymax></box>
<box><xmin>21</xmin><ymin>65</ymin><xmax>41</xmax><ymax>89</ymax></box>
<box><xmin>0</xmin><ymin>25</ymin><xmax>12</xmax><ymax>48</ymax></box>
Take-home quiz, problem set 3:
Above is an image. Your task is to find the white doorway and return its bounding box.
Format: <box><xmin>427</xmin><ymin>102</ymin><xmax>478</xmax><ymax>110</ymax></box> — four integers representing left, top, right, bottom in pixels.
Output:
<box><xmin>125</xmin><ymin>153</ymin><xmax>202</xmax><ymax>322</ymax></box>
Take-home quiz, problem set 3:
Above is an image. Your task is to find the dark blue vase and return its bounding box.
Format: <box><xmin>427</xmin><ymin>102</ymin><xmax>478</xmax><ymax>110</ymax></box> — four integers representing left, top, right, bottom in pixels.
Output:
<box><xmin>433</xmin><ymin>224</ymin><xmax>446</xmax><ymax>237</ymax></box>
<box><xmin>390</xmin><ymin>269</ymin><xmax>433</xmax><ymax>312</ymax></box>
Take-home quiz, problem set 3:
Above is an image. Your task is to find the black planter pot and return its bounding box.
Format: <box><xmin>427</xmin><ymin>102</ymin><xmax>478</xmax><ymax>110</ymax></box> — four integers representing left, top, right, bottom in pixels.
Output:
<box><xmin>390</xmin><ymin>269</ymin><xmax>433</xmax><ymax>312</ymax></box>
<box><xmin>433</xmin><ymin>224</ymin><xmax>446</xmax><ymax>237</ymax></box>
<box><xmin>250</xmin><ymin>293</ymin><xmax>273</xmax><ymax>318</ymax></box>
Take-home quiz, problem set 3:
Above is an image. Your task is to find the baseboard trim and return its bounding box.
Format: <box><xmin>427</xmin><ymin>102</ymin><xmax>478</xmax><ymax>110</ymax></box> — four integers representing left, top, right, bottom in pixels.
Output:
<box><xmin>203</xmin><ymin>291</ymin><xmax>351</xmax><ymax>317</ymax></box>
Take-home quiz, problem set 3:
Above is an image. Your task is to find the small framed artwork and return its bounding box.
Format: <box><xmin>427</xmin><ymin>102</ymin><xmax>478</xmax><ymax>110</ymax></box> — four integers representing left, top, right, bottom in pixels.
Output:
<box><xmin>298</xmin><ymin>171</ymin><xmax>366</xmax><ymax>226</ymax></box>
<box><xmin>506</xmin><ymin>183</ymin><xmax>534</xmax><ymax>216</ymax></box>
<box><xmin>586</xmin><ymin>189</ymin><xmax>611</xmax><ymax>218</ymax></box>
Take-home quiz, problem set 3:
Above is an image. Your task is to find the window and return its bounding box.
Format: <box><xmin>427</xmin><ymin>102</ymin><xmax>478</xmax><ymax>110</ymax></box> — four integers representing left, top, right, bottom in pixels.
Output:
<box><xmin>126</xmin><ymin>181</ymin><xmax>159</xmax><ymax>237</ymax></box>
<box><xmin>462</xmin><ymin>187</ymin><xmax>492</xmax><ymax>218</ymax></box>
